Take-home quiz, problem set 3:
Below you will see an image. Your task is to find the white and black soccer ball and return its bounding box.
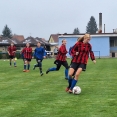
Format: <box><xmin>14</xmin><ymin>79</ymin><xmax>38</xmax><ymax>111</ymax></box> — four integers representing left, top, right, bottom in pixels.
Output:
<box><xmin>72</xmin><ymin>86</ymin><xmax>81</xmax><ymax>95</ymax></box>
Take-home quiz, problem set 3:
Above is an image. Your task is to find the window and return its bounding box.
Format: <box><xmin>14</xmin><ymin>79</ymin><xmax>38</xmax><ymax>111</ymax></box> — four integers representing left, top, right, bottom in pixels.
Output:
<box><xmin>110</xmin><ymin>40</ymin><xmax>114</xmax><ymax>47</ymax></box>
<box><xmin>115</xmin><ymin>40</ymin><xmax>117</xmax><ymax>46</ymax></box>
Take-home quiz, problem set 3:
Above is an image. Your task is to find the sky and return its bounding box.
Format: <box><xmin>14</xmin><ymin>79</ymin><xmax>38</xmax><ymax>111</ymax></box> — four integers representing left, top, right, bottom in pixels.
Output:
<box><xmin>0</xmin><ymin>0</ymin><xmax>117</xmax><ymax>40</ymax></box>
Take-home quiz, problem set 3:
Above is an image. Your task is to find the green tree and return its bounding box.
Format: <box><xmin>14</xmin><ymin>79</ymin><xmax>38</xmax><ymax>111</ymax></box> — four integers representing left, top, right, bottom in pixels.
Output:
<box><xmin>2</xmin><ymin>25</ymin><xmax>12</xmax><ymax>38</ymax></box>
<box><xmin>86</xmin><ymin>16</ymin><xmax>98</xmax><ymax>34</ymax></box>
<box><xmin>73</xmin><ymin>28</ymin><xmax>80</xmax><ymax>34</ymax></box>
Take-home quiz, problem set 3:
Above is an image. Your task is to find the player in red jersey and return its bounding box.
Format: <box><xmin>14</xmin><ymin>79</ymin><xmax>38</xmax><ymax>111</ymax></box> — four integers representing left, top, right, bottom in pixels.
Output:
<box><xmin>46</xmin><ymin>39</ymin><xmax>69</xmax><ymax>80</ymax></box>
<box><xmin>66</xmin><ymin>34</ymin><xmax>96</xmax><ymax>93</ymax></box>
<box><xmin>7</xmin><ymin>42</ymin><xmax>17</xmax><ymax>67</ymax></box>
<box><xmin>21</xmin><ymin>43</ymin><xmax>32</xmax><ymax>72</ymax></box>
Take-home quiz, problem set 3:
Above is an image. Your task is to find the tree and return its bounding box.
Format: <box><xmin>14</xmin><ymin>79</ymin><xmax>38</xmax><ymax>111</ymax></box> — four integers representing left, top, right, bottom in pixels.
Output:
<box><xmin>73</xmin><ymin>28</ymin><xmax>80</xmax><ymax>34</ymax></box>
<box><xmin>86</xmin><ymin>16</ymin><xmax>98</xmax><ymax>34</ymax></box>
<box><xmin>2</xmin><ymin>25</ymin><xmax>12</xmax><ymax>38</ymax></box>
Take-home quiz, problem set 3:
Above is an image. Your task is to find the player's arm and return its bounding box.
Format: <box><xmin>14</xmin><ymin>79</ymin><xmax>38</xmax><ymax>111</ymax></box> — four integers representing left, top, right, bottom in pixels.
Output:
<box><xmin>7</xmin><ymin>47</ymin><xmax>10</xmax><ymax>55</ymax></box>
<box><xmin>33</xmin><ymin>48</ymin><xmax>36</xmax><ymax>58</ymax></box>
<box><xmin>71</xmin><ymin>42</ymin><xmax>79</xmax><ymax>56</ymax></box>
<box><xmin>21</xmin><ymin>48</ymin><xmax>25</xmax><ymax>54</ymax></box>
<box><xmin>89</xmin><ymin>45</ymin><xmax>96</xmax><ymax>64</ymax></box>
<box><xmin>43</xmin><ymin>48</ymin><xmax>46</xmax><ymax>58</ymax></box>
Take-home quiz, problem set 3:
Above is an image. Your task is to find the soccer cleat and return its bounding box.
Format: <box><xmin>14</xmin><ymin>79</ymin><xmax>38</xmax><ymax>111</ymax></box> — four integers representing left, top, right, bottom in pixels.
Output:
<box><xmin>23</xmin><ymin>70</ymin><xmax>26</xmax><ymax>72</ymax></box>
<box><xmin>65</xmin><ymin>87</ymin><xmax>69</xmax><ymax>92</ymax></box>
<box><xmin>33</xmin><ymin>64</ymin><xmax>36</xmax><ymax>70</ymax></box>
<box><xmin>68</xmin><ymin>89</ymin><xmax>73</xmax><ymax>93</ymax></box>
<box><xmin>65</xmin><ymin>78</ymin><xmax>68</xmax><ymax>80</ymax></box>
<box><xmin>40</xmin><ymin>73</ymin><xmax>44</xmax><ymax>76</ymax></box>
<box><xmin>46</xmin><ymin>69</ymin><xmax>50</xmax><ymax>74</ymax></box>
<box><xmin>26</xmin><ymin>70</ymin><xmax>30</xmax><ymax>72</ymax></box>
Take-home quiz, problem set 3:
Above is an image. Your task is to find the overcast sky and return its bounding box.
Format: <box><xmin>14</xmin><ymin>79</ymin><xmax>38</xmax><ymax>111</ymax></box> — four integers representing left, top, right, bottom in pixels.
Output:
<box><xmin>0</xmin><ymin>0</ymin><xmax>117</xmax><ymax>40</ymax></box>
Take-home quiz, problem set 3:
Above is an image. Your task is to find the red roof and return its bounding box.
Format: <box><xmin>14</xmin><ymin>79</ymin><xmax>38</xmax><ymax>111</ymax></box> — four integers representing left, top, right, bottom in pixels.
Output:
<box><xmin>12</xmin><ymin>35</ymin><xmax>24</xmax><ymax>42</ymax></box>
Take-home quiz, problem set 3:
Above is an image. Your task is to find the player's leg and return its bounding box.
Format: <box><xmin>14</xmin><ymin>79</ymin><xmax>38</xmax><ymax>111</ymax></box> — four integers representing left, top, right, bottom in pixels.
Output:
<box><xmin>69</xmin><ymin>68</ymin><xmax>82</xmax><ymax>93</ymax></box>
<box><xmin>65</xmin><ymin>62</ymin><xmax>77</xmax><ymax>92</ymax></box>
<box><xmin>62</xmin><ymin>61</ymin><xmax>69</xmax><ymax>80</ymax></box>
<box><xmin>46</xmin><ymin>60</ymin><xmax>61</xmax><ymax>74</ymax></box>
<box><xmin>23</xmin><ymin>59</ymin><xmax>27</xmax><ymax>72</ymax></box>
<box><xmin>13</xmin><ymin>57</ymin><xmax>17</xmax><ymax>67</ymax></box>
<box><xmin>33</xmin><ymin>59</ymin><xmax>39</xmax><ymax>70</ymax></box>
<box><xmin>27</xmin><ymin>60</ymin><xmax>31</xmax><ymax>72</ymax></box>
<box><xmin>37</xmin><ymin>59</ymin><xmax>43</xmax><ymax>76</ymax></box>
<box><xmin>9</xmin><ymin>56</ymin><xmax>12</xmax><ymax>66</ymax></box>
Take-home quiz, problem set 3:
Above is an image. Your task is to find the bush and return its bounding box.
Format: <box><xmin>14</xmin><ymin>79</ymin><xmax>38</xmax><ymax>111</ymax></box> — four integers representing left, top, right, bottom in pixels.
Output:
<box><xmin>15</xmin><ymin>52</ymin><xmax>21</xmax><ymax>59</ymax></box>
<box><xmin>0</xmin><ymin>52</ymin><xmax>2</xmax><ymax>59</ymax></box>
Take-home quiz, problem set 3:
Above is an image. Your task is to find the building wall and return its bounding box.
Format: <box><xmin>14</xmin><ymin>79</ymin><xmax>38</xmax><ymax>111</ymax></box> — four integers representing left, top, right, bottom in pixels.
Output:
<box><xmin>0</xmin><ymin>46</ymin><xmax>7</xmax><ymax>52</ymax></box>
<box><xmin>59</xmin><ymin>36</ymin><xmax>110</xmax><ymax>57</ymax></box>
<box><xmin>90</xmin><ymin>37</ymin><xmax>110</xmax><ymax>57</ymax></box>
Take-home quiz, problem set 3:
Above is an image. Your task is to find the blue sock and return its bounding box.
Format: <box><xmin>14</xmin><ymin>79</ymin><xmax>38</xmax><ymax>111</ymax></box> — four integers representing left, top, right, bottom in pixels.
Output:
<box><xmin>49</xmin><ymin>67</ymin><xmax>56</xmax><ymax>71</ymax></box>
<box><xmin>14</xmin><ymin>62</ymin><xmax>16</xmax><ymax>66</ymax></box>
<box><xmin>70</xmin><ymin>79</ymin><xmax>78</xmax><ymax>90</ymax></box>
<box><xmin>24</xmin><ymin>64</ymin><xmax>26</xmax><ymax>69</ymax></box>
<box><xmin>65</xmin><ymin>69</ymin><xmax>69</xmax><ymax>79</ymax></box>
<box><xmin>68</xmin><ymin>76</ymin><xmax>73</xmax><ymax>88</ymax></box>
<box><xmin>28</xmin><ymin>64</ymin><xmax>30</xmax><ymax>70</ymax></box>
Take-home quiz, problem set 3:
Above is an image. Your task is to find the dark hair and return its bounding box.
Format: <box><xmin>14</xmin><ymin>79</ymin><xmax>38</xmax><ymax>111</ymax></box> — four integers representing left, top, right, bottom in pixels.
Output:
<box><xmin>62</xmin><ymin>39</ymin><xmax>66</xmax><ymax>43</ymax></box>
<box><xmin>37</xmin><ymin>41</ymin><xmax>41</xmax><ymax>44</ymax></box>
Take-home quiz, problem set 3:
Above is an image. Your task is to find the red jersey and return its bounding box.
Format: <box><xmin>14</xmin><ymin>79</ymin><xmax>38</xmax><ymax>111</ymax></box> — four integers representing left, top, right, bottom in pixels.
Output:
<box><xmin>71</xmin><ymin>42</ymin><xmax>95</xmax><ymax>64</ymax></box>
<box><xmin>22</xmin><ymin>47</ymin><xmax>32</xmax><ymax>59</ymax></box>
<box><xmin>56</xmin><ymin>44</ymin><xmax>67</xmax><ymax>61</ymax></box>
<box><xmin>8</xmin><ymin>46</ymin><xmax>16</xmax><ymax>56</ymax></box>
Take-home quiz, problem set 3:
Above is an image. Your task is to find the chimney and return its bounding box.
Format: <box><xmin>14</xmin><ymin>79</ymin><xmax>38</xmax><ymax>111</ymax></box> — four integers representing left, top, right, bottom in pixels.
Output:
<box><xmin>99</xmin><ymin>13</ymin><xmax>102</xmax><ymax>33</ymax></box>
<box><xmin>104</xmin><ymin>24</ymin><xmax>105</xmax><ymax>33</ymax></box>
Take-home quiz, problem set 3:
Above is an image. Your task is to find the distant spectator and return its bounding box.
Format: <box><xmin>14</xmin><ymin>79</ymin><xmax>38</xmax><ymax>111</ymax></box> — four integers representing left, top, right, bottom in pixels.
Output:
<box><xmin>53</xmin><ymin>46</ymin><xmax>58</xmax><ymax>59</ymax></box>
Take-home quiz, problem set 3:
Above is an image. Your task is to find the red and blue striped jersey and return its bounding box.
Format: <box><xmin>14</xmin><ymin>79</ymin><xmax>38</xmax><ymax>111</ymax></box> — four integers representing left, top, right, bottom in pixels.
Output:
<box><xmin>8</xmin><ymin>46</ymin><xmax>16</xmax><ymax>56</ymax></box>
<box><xmin>71</xmin><ymin>42</ymin><xmax>95</xmax><ymax>64</ymax></box>
<box><xmin>56</xmin><ymin>44</ymin><xmax>67</xmax><ymax>61</ymax></box>
<box><xmin>21</xmin><ymin>47</ymin><xmax>32</xmax><ymax>59</ymax></box>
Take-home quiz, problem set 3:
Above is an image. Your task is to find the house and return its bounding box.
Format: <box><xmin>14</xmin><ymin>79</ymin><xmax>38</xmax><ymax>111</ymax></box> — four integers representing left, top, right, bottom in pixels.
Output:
<box><xmin>12</xmin><ymin>34</ymin><xmax>24</xmax><ymax>42</ymax></box>
<box><xmin>58</xmin><ymin>33</ymin><xmax>117</xmax><ymax>58</ymax></box>
<box><xmin>48</xmin><ymin>34</ymin><xmax>59</xmax><ymax>55</ymax></box>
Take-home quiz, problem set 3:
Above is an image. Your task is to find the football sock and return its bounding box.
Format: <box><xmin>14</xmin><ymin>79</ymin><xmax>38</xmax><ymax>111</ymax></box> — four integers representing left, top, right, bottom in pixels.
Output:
<box><xmin>39</xmin><ymin>67</ymin><xmax>42</xmax><ymax>73</ymax></box>
<box><xmin>70</xmin><ymin>79</ymin><xmax>78</xmax><ymax>90</ymax></box>
<box><xmin>27</xmin><ymin>64</ymin><xmax>30</xmax><ymax>70</ymax></box>
<box><xmin>10</xmin><ymin>62</ymin><xmax>12</xmax><ymax>66</ymax></box>
<box><xmin>68</xmin><ymin>76</ymin><xmax>73</xmax><ymax>88</ymax></box>
<box><xmin>14</xmin><ymin>62</ymin><xmax>16</xmax><ymax>66</ymax></box>
<box><xmin>65</xmin><ymin>69</ymin><xmax>69</xmax><ymax>79</ymax></box>
<box><xmin>49</xmin><ymin>67</ymin><xmax>56</xmax><ymax>71</ymax></box>
<box><xmin>24</xmin><ymin>64</ymin><xmax>26</xmax><ymax>69</ymax></box>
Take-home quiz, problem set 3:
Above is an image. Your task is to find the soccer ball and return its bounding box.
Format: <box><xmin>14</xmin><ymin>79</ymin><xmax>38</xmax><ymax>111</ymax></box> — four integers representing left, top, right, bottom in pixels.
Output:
<box><xmin>72</xmin><ymin>86</ymin><xmax>81</xmax><ymax>95</ymax></box>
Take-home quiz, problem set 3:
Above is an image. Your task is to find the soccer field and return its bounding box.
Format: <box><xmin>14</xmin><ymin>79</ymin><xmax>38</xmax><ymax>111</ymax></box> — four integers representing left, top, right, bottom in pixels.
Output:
<box><xmin>0</xmin><ymin>58</ymin><xmax>117</xmax><ymax>117</ymax></box>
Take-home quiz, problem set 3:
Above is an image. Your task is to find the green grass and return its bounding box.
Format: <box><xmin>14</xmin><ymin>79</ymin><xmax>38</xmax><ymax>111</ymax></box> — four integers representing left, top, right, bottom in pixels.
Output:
<box><xmin>0</xmin><ymin>58</ymin><xmax>117</xmax><ymax>117</ymax></box>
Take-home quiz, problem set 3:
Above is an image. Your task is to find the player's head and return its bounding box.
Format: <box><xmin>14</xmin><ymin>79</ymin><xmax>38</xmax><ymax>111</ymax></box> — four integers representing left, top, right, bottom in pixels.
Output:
<box><xmin>62</xmin><ymin>39</ymin><xmax>67</xmax><ymax>45</ymax></box>
<box><xmin>37</xmin><ymin>42</ymin><xmax>41</xmax><ymax>47</ymax></box>
<box><xmin>78</xmin><ymin>34</ymin><xmax>91</xmax><ymax>43</ymax></box>
<box><xmin>11</xmin><ymin>42</ymin><xmax>14</xmax><ymax>46</ymax></box>
<box><xmin>84</xmin><ymin>34</ymin><xmax>91</xmax><ymax>43</ymax></box>
<box><xmin>26</xmin><ymin>43</ymin><xmax>30</xmax><ymax>47</ymax></box>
